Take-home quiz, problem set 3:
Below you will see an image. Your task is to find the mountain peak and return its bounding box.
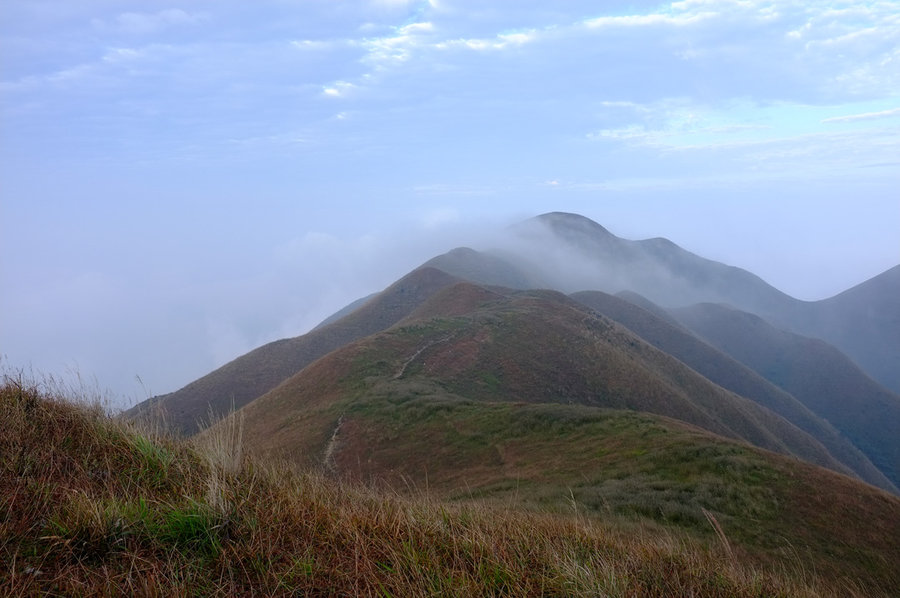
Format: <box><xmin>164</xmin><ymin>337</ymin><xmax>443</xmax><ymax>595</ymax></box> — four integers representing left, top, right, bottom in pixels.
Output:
<box><xmin>534</xmin><ymin>211</ymin><xmax>615</xmax><ymax>238</ymax></box>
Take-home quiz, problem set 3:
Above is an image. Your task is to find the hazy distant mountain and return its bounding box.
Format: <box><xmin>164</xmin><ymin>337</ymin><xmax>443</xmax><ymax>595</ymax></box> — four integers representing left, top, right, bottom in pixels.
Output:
<box><xmin>571</xmin><ymin>290</ymin><xmax>895</xmax><ymax>492</ymax></box>
<box><xmin>672</xmin><ymin>302</ymin><xmax>900</xmax><ymax>489</ymax></box>
<box><xmin>798</xmin><ymin>265</ymin><xmax>900</xmax><ymax>394</ymax></box>
<box><xmin>505</xmin><ymin>212</ymin><xmax>800</xmax><ymax>313</ymax></box>
<box><xmin>497</xmin><ymin>212</ymin><xmax>900</xmax><ymax>393</ymax></box>
<box><xmin>424</xmin><ymin>246</ymin><xmax>542</xmax><ymax>290</ymax></box>
<box><xmin>127</xmin><ymin>267</ymin><xmax>461</xmax><ymax>435</ymax></box>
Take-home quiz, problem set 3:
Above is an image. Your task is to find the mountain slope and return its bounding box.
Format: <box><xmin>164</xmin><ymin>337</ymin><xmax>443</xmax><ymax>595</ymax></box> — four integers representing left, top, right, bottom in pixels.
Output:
<box><xmin>127</xmin><ymin>266</ymin><xmax>461</xmax><ymax>435</ymax></box>
<box><xmin>571</xmin><ymin>290</ymin><xmax>895</xmax><ymax>493</ymax></box>
<box><xmin>801</xmin><ymin>264</ymin><xmax>900</xmax><ymax>393</ymax></box>
<box><xmin>423</xmin><ymin>246</ymin><xmax>542</xmax><ymax>290</ymax></box>
<box><xmin>200</xmin><ymin>278</ymin><xmax>900</xmax><ymax>592</ymax></box>
<box><xmin>239</xmin><ymin>282</ymin><xmax>851</xmax><ymax>481</ymax></box>
<box><xmin>324</xmin><ymin>396</ymin><xmax>900</xmax><ymax>593</ymax></box>
<box><xmin>672</xmin><ymin>302</ymin><xmax>900</xmax><ymax>489</ymax></box>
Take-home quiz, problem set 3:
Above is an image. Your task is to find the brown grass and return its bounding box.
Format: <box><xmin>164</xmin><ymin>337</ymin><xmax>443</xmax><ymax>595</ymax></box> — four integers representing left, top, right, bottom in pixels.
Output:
<box><xmin>1</xmin><ymin>374</ymin><xmax>877</xmax><ymax>597</ymax></box>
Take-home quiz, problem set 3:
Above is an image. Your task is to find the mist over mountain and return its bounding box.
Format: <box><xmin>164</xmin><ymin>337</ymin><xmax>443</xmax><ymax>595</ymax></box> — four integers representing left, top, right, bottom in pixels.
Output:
<box><xmin>127</xmin><ymin>267</ymin><xmax>463</xmax><ymax>435</ymax></box>
<box><xmin>129</xmin><ymin>211</ymin><xmax>900</xmax><ymax>496</ymax></box>
<box><xmin>799</xmin><ymin>265</ymin><xmax>900</xmax><ymax>393</ymax></box>
<box><xmin>429</xmin><ymin>212</ymin><xmax>900</xmax><ymax>394</ymax></box>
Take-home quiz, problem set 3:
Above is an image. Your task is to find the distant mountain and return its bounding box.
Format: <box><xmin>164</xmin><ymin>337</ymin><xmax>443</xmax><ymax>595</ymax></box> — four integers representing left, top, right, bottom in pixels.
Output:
<box><xmin>127</xmin><ymin>267</ymin><xmax>461</xmax><ymax>435</ymax></box>
<box><xmin>571</xmin><ymin>290</ymin><xmax>894</xmax><ymax>492</ymax></box>
<box><xmin>424</xmin><ymin>246</ymin><xmax>542</xmax><ymax>290</ymax></box>
<box><xmin>506</xmin><ymin>212</ymin><xmax>800</xmax><ymax>313</ymax></box>
<box><xmin>496</xmin><ymin>212</ymin><xmax>899</xmax><ymax>393</ymax></box>
<box><xmin>798</xmin><ymin>265</ymin><xmax>900</xmax><ymax>393</ymax></box>
<box><xmin>671</xmin><ymin>302</ymin><xmax>900</xmax><ymax>489</ymax></box>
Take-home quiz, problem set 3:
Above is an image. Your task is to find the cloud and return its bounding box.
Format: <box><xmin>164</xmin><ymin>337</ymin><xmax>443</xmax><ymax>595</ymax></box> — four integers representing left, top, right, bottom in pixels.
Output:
<box><xmin>583</xmin><ymin>11</ymin><xmax>712</xmax><ymax>29</ymax></box>
<box><xmin>822</xmin><ymin>107</ymin><xmax>900</xmax><ymax>123</ymax></box>
<box><xmin>323</xmin><ymin>81</ymin><xmax>357</xmax><ymax>97</ymax></box>
<box><xmin>437</xmin><ymin>28</ymin><xmax>539</xmax><ymax>52</ymax></box>
<box><xmin>359</xmin><ymin>20</ymin><xmax>436</xmax><ymax>67</ymax></box>
<box><xmin>97</xmin><ymin>9</ymin><xmax>207</xmax><ymax>35</ymax></box>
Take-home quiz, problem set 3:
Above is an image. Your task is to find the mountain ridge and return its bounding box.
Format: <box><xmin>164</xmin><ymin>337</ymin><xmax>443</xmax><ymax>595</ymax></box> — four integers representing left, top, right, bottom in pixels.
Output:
<box><xmin>571</xmin><ymin>289</ymin><xmax>895</xmax><ymax>492</ymax></box>
<box><xmin>239</xmin><ymin>282</ymin><xmax>851</xmax><ymax>481</ymax></box>
<box><xmin>127</xmin><ymin>266</ymin><xmax>462</xmax><ymax>435</ymax></box>
<box><xmin>126</xmin><ymin>211</ymin><xmax>900</xmax><ymax>496</ymax></box>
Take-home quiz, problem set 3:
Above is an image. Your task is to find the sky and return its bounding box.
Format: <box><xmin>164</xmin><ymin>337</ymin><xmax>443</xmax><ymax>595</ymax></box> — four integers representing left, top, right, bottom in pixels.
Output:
<box><xmin>1</xmin><ymin>0</ymin><xmax>898</xmax><ymax>407</ymax></box>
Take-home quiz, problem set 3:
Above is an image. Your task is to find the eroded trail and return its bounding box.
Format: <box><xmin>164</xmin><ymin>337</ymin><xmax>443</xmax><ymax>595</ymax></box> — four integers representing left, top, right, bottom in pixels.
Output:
<box><xmin>394</xmin><ymin>333</ymin><xmax>456</xmax><ymax>379</ymax></box>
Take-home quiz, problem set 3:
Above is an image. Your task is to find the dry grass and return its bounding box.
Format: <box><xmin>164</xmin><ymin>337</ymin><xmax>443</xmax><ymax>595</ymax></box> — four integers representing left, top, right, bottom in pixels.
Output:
<box><xmin>0</xmin><ymin>375</ymin><xmax>887</xmax><ymax>597</ymax></box>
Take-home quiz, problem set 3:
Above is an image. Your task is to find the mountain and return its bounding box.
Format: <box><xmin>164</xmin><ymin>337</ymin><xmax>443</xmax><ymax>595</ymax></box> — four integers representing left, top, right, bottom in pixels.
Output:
<box><xmin>799</xmin><ymin>264</ymin><xmax>900</xmax><ymax>393</ymax></box>
<box><xmin>238</xmin><ymin>282</ymin><xmax>849</xmax><ymax>480</ymax></box>
<box><xmin>209</xmin><ymin>283</ymin><xmax>900</xmax><ymax>592</ymax></box>
<box><xmin>671</xmin><ymin>302</ymin><xmax>900</xmax><ymax>489</ymax></box>
<box><xmin>128</xmin><ymin>211</ymin><xmax>898</xmax><ymax>489</ymax></box>
<box><xmin>110</xmin><ymin>211</ymin><xmax>900</xmax><ymax>592</ymax></box>
<box><xmin>127</xmin><ymin>266</ymin><xmax>462</xmax><ymax>435</ymax></box>
<box><xmin>424</xmin><ymin>246</ymin><xmax>542</xmax><ymax>289</ymax></box>
<box><xmin>571</xmin><ymin>290</ymin><xmax>895</xmax><ymax>492</ymax></box>
<box><xmin>504</xmin><ymin>212</ymin><xmax>801</xmax><ymax>314</ymax></box>
<box><xmin>479</xmin><ymin>212</ymin><xmax>899</xmax><ymax>394</ymax></box>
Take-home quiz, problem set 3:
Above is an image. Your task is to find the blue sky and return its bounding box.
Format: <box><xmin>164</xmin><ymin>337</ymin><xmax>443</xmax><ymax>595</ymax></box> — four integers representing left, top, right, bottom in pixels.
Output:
<box><xmin>2</xmin><ymin>0</ymin><xmax>898</xmax><ymax>405</ymax></box>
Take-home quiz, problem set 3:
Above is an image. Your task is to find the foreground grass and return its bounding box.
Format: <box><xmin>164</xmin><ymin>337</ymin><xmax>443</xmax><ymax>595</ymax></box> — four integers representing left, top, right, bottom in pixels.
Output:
<box><xmin>0</xmin><ymin>378</ymin><xmax>882</xmax><ymax>596</ymax></box>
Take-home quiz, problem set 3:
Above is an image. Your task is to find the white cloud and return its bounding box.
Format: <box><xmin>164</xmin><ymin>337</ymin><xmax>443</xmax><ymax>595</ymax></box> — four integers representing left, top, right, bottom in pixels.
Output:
<box><xmin>584</xmin><ymin>12</ymin><xmax>714</xmax><ymax>29</ymax></box>
<box><xmin>360</xmin><ymin>21</ymin><xmax>436</xmax><ymax>66</ymax></box>
<box><xmin>322</xmin><ymin>80</ymin><xmax>356</xmax><ymax>98</ymax></box>
<box><xmin>438</xmin><ymin>28</ymin><xmax>539</xmax><ymax>52</ymax></box>
<box><xmin>290</xmin><ymin>39</ymin><xmax>336</xmax><ymax>51</ymax></box>
<box><xmin>822</xmin><ymin>107</ymin><xmax>900</xmax><ymax>123</ymax></box>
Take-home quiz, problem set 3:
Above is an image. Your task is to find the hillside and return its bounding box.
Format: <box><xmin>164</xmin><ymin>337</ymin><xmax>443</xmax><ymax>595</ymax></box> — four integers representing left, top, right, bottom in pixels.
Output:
<box><xmin>324</xmin><ymin>396</ymin><xmax>900</xmax><ymax>591</ymax></box>
<box><xmin>126</xmin><ymin>266</ymin><xmax>461</xmax><ymax>435</ymax></box>
<box><xmin>672</xmin><ymin>302</ymin><xmax>900</xmax><ymax>489</ymax></box>
<box><xmin>571</xmin><ymin>290</ymin><xmax>894</xmax><ymax>493</ymax></box>
<box><xmin>239</xmin><ymin>282</ymin><xmax>852</xmax><ymax>481</ymax></box>
<box><xmin>7</xmin><ymin>377</ymin><xmax>899</xmax><ymax>596</ymax></box>
<box><xmin>208</xmin><ymin>281</ymin><xmax>900</xmax><ymax>594</ymax></box>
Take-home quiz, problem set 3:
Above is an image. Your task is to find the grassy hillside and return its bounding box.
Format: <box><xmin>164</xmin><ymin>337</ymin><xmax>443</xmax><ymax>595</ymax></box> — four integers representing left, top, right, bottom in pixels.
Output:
<box><xmin>242</xmin><ymin>283</ymin><xmax>851</xmax><ymax>477</ymax></box>
<box><xmin>7</xmin><ymin>377</ymin><xmax>889</xmax><ymax>597</ymax></box>
<box><xmin>126</xmin><ymin>266</ymin><xmax>460</xmax><ymax>436</ymax></box>
<box><xmin>326</xmin><ymin>395</ymin><xmax>900</xmax><ymax>592</ymax></box>
<box><xmin>672</xmin><ymin>302</ymin><xmax>900</xmax><ymax>489</ymax></box>
<box><xmin>571</xmin><ymin>290</ymin><xmax>894</xmax><ymax>493</ymax></box>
